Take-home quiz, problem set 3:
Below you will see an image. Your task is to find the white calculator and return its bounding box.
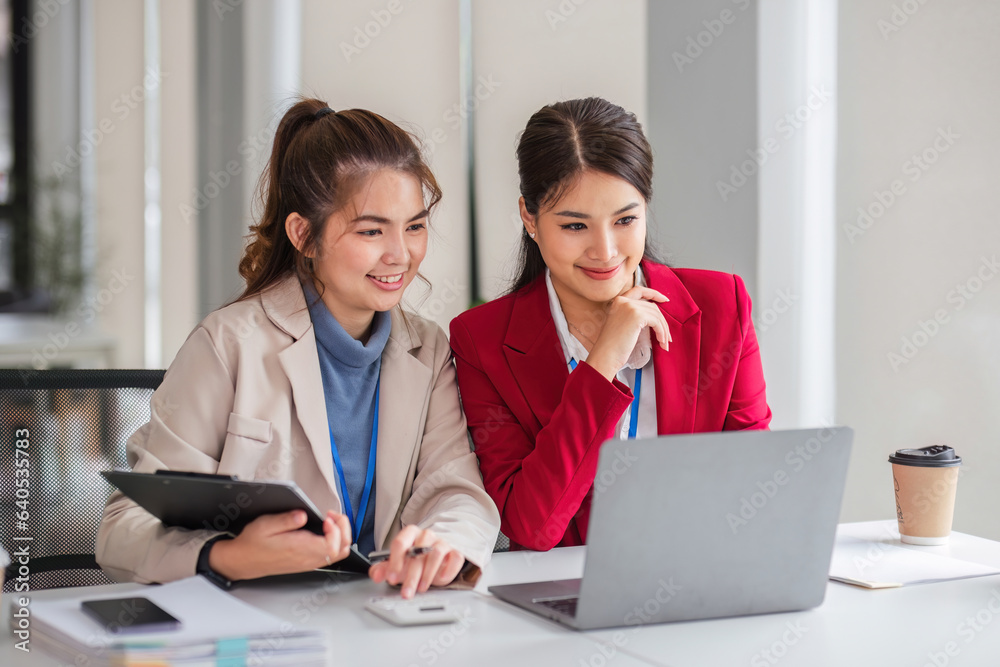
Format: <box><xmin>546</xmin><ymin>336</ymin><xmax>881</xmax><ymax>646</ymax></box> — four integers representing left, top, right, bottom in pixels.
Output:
<box><xmin>364</xmin><ymin>595</ymin><xmax>467</xmax><ymax>626</ymax></box>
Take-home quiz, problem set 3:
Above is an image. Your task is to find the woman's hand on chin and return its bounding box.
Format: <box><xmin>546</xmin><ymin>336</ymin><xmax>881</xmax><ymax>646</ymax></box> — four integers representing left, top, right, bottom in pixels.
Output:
<box><xmin>209</xmin><ymin>509</ymin><xmax>352</xmax><ymax>580</ymax></box>
<box><xmin>586</xmin><ymin>286</ymin><xmax>671</xmax><ymax>382</ymax></box>
<box><xmin>368</xmin><ymin>526</ymin><xmax>466</xmax><ymax>599</ymax></box>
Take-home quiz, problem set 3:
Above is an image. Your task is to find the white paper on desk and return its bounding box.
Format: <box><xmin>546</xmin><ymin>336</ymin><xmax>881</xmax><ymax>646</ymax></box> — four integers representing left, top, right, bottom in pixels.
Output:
<box><xmin>22</xmin><ymin>576</ymin><xmax>325</xmax><ymax>653</ymax></box>
<box><xmin>829</xmin><ymin>536</ymin><xmax>1000</xmax><ymax>588</ymax></box>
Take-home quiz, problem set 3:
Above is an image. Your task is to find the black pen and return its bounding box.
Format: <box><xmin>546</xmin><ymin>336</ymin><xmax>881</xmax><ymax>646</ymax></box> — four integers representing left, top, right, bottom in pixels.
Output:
<box><xmin>368</xmin><ymin>546</ymin><xmax>432</xmax><ymax>564</ymax></box>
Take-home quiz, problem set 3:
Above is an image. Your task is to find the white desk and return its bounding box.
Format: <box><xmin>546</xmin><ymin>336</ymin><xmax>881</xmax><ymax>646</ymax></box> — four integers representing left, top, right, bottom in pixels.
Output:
<box><xmin>4</xmin><ymin>520</ymin><xmax>1000</xmax><ymax>666</ymax></box>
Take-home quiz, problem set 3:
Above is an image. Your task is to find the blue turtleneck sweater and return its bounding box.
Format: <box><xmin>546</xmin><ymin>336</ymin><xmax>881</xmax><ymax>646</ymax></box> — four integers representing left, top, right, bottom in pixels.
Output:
<box><xmin>305</xmin><ymin>282</ymin><xmax>391</xmax><ymax>555</ymax></box>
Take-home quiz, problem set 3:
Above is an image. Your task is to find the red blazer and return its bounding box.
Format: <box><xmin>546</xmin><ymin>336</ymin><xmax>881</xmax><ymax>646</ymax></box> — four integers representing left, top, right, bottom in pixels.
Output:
<box><xmin>449</xmin><ymin>261</ymin><xmax>771</xmax><ymax>551</ymax></box>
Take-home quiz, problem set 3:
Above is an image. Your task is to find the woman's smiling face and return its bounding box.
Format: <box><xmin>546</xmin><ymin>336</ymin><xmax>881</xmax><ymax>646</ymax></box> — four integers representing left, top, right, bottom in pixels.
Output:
<box><xmin>522</xmin><ymin>169</ymin><xmax>647</xmax><ymax>309</ymax></box>
<box><xmin>289</xmin><ymin>168</ymin><xmax>428</xmax><ymax>337</ymax></box>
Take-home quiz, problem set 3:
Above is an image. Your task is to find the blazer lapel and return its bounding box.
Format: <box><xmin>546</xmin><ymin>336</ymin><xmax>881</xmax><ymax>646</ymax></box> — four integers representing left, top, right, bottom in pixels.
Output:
<box><xmin>278</xmin><ymin>333</ymin><xmax>342</xmax><ymax>503</ymax></box>
<box><xmin>373</xmin><ymin>310</ymin><xmax>432</xmax><ymax>549</ymax></box>
<box><xmin>502</xmin><ymin>278</ymin><xmax>570</xmax><ymax>432</ymax></box>
<box><xmin>263</xmin><ymin>277</ymin><xmax>433</xmax><ymax>548</ymax></box>
<box><xmin>263</xmin><ymin>277</ymin><xmax>344</xmax><ymax>507</ymax></box>
<box><xmin>643</xmin><ymin>261</ymin><xmax>702</xmax><ymax>434</ymax></box>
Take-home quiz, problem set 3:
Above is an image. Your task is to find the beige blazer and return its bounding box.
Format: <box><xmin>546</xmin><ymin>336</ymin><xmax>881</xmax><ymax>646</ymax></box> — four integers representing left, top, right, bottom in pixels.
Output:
<box><xmin>96</xmin><ymin>275</ymin><xmax>500</xmax><ymax>584</ymax></box>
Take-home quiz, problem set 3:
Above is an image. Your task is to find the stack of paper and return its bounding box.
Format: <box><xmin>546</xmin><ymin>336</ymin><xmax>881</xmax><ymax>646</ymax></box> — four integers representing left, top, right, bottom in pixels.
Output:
<box><xmin>829</xmin><ymin>535</ymin><xmax>1000</xmax><ymax>589</ymax></box>
<box><xmin>10</xmin><ymin>576</ymin><xmax>329</xmax><ymax>666</ymax></box>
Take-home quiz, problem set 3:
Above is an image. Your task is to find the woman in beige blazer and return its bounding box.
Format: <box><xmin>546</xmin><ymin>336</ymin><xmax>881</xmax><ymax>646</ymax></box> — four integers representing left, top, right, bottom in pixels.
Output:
<box><xmin>96</xmin><ymin>99</ymin><xmax>500</xmax><ymax>598</ymax></box>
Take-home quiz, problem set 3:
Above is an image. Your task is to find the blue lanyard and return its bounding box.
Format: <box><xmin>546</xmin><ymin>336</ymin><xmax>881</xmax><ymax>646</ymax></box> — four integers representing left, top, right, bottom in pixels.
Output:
<box><xmin>569</xmin><ymin>359</ymin><xmax>642</xmax><ymax>439</ymax></box>
<box><xmin>328</xmin><ymin>380</ymin><xmax>379</xmax><ymax>544</ymax></box>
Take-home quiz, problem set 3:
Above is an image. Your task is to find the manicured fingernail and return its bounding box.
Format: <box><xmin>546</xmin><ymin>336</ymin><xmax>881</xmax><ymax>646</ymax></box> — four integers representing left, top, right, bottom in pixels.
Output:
<box><xmin>402</xmin><ymin>586</ymin><xmax>414</xmax><ymax>598</ymax></box>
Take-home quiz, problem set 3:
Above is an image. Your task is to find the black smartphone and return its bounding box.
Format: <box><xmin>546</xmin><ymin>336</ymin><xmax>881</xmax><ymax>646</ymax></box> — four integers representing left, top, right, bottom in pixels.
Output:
<box><xmin>81</xmin><ymin>597</ymin><xmax>182</xmax><ymax>634</ymax></box>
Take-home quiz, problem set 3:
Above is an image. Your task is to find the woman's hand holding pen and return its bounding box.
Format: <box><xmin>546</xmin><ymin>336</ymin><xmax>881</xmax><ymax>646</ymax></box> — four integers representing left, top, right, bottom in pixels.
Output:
<box><xmin>208</xmin><ymin>509</ymin><xmax>352</xmax><ymax>580</ymax></box>
<box><xmin>368</xmin><ymin>525</ymin><xmax>465</xmax><ymax>599</ymax></box>
<box><xmin>585</xmin><ymin>286</ymin><xmax>671</xmax><ymax>382</ymax></box>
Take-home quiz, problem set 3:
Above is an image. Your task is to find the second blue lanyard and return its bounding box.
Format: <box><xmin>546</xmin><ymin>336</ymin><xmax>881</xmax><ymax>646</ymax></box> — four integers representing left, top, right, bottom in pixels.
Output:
<box><xmin>328</xmin><ymin>380</ymin><xmax>379</xmax><ymax>544</ymax></box>
<box><xmin>569</xmin><ymin>359</ymin><xmax>642</xmax><ymax>439</ymax></box>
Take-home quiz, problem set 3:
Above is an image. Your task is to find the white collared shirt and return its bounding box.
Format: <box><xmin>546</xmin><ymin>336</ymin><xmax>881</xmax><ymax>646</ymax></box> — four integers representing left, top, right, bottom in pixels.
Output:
<box><xmin>545</xmin><ymin>267</ymin><xmax>658</xmax><ymax>440</ymax></box>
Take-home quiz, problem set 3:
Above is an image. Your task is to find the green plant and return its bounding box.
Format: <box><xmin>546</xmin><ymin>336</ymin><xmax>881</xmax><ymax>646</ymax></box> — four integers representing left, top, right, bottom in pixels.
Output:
<box><xmin>32</xmin><ymin>175</ymin><xmax>85</xmax><ymax>315</ymax></box>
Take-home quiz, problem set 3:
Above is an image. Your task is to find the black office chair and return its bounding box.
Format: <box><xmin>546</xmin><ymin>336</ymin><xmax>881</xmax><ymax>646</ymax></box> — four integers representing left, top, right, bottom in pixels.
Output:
<box><xmin>0</xmin><ymin>368</ymin><xmax>164</xmax><ymax>591</ymax></box>
<box><xmin>494</xmin><ymin>532</ymin><xmax>510</xmax><ymax>553</ymax></box>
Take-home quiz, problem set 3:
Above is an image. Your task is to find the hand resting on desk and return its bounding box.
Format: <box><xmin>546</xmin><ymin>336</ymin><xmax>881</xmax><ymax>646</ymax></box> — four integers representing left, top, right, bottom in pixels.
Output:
<box><xmin>368</xmin><ymin>525</ymin><xmax>465</xmax><ymax>599</ymax></box>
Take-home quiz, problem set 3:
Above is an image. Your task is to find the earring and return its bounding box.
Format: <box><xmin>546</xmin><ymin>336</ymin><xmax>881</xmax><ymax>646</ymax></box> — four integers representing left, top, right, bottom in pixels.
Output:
<box><xmin>528</xmin><ymin>232</ymin><xmax>536</xmax><ymax>239</ymax></box>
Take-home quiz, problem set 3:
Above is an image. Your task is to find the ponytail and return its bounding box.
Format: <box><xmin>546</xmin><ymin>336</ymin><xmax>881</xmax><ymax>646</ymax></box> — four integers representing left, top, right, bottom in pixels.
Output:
<box><xmin>236</xmin><ymin>98</ymin><xmax>442</xmax><ymax>302</ymax></box>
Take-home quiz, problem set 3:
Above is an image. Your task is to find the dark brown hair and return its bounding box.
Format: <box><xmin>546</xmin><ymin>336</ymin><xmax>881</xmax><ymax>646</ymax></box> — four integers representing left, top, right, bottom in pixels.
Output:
<box><xmin>237</xmin><ymin>98</ymin><xmax>441</xmax><ymax>301</ymax></box>
<box><xmin>509</xmin><ymin>97</ymin><xmax>662</xmax><ymax>294</ymax></box>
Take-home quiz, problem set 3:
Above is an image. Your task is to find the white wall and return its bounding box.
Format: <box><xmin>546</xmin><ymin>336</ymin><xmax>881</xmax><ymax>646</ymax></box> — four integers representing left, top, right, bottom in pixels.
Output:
<box><xmin>92</xmin><ymin>0</ymin><xmax>146</xmax><ymax>368</ymax></box>
<box><xmin>757</xmin><ymin>0</ymin><xmax>838</xmax><ymax>430</ymax></box>
<box><xmin>646</xmin><ymin>0</ymin><xmax>758</xmax><ymax>297</ymax></box>
<box><xmin>159</xmin><ymin>0</ymin><xmax>198</xmax><ymax>365</ymax></box>
<box><xmin>473</xmin><ymin>0</ymin><xmax>647</xmax><ymax>299</ymax></box>
<box><xmin>837</xmin><ymin>0</ymin><xmax>1000</xmax><ymax>540</ymax></box>
<box><xmin>30</xmin><ymin>1</ymin><xmax>78</xmax><ymax>188</ymax></box>
<box><xmin>648</xmin><ymin>1</ymin><xmax>839</xmax><ymax>434</ymax></box>
<box><xmin>87</xmin><ymin>0</ymin><xmax>198</xmax><ymax>368</ymax></box>
<box><xmin>242</xmin><ymin>0</ymin><xmax>301</xmax><ymax>253</ymax></box>
<box><xmin>300</xmin><ymin>0</ymin><xmax>470</xmax><ymax>326</ymax></box>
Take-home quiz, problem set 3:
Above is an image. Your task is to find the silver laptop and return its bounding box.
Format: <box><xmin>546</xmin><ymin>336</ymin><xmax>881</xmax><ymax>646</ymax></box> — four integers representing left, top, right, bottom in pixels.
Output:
<box><xmin>489</xmin><ymin>427</ymin><xmax>853</xmax><ymax>630</ymax></box>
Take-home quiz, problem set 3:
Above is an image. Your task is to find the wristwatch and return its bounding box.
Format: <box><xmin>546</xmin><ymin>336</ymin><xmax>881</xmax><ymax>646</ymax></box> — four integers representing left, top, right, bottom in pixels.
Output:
<box><xmin>196</xmin><ymin>535</ymin><xmax>235</xmax><ymax>590</ymax></box>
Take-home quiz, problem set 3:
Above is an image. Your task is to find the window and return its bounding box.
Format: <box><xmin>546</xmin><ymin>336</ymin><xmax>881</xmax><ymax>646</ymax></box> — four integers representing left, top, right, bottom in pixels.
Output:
<box><xmin>0</xmin><ymin>0</ymin><xmax>33</xmax><ymax>309</ymax></box>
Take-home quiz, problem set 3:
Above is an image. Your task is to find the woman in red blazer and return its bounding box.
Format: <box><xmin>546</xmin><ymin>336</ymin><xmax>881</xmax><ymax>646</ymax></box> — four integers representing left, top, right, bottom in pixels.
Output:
<box><xmin>450</xmin><ymin>97</ymin><xmax>772</xmax><ymax>551</ymax></box>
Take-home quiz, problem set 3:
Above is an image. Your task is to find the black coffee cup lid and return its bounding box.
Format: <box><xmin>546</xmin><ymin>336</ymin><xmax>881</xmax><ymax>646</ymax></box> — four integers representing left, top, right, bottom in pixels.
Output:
<box><xmin>889</xmin><ymin>445</ymin><xmax>962</xmax><ymax>467</ymax></box>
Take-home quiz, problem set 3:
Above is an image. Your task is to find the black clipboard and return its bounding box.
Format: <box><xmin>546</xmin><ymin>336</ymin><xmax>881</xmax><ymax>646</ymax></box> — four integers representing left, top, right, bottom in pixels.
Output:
<box><xmin>102</xmin><ymin>470</ymin><xmax>371</xmax><ymax>574</ymax></box>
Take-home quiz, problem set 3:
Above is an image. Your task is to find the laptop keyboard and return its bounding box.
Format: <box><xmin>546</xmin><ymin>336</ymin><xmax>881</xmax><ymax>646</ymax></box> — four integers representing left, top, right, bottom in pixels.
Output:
<box><xmin>536</xmin><ymin>596</ymin><xmax>579</xmax><ymax>617</ymax></box>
